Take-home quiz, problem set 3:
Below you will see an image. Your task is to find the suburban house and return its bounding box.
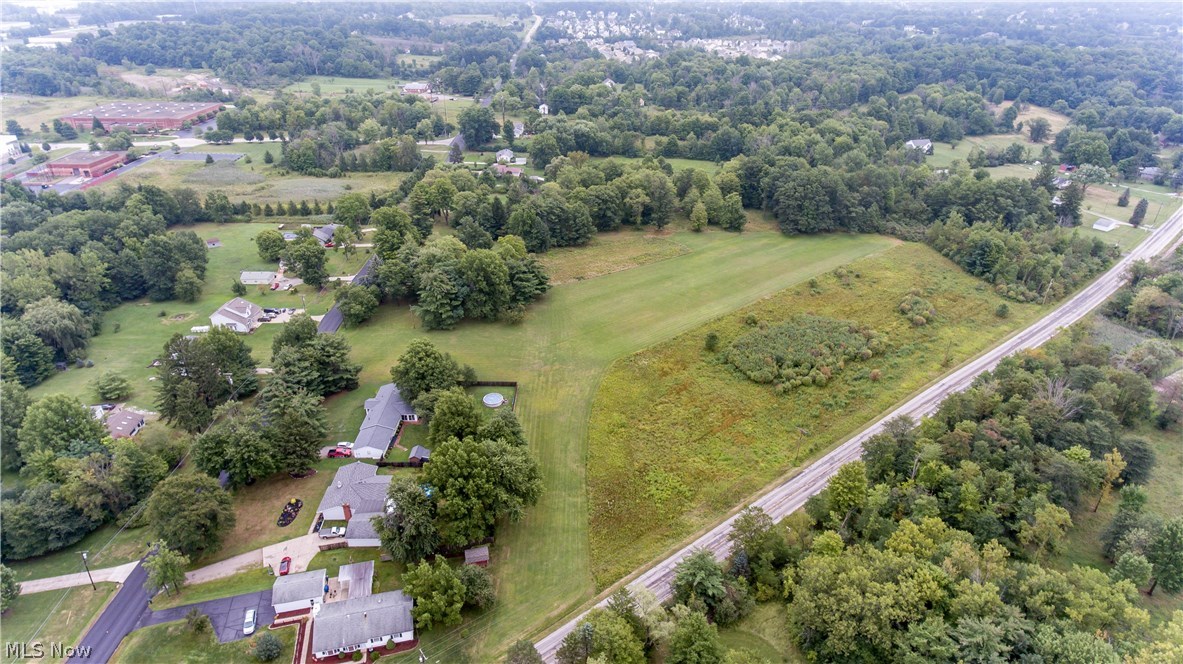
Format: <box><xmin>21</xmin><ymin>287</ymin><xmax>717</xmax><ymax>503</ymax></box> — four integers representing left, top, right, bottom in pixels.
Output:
<box><xmin>239</xmin><ymin>271</ymin><xmax>277</xmax><ymax>285</ymax></box>
<box><xmin>312</xmin><ymin>224</ymin><xmax>338</xmax><ymax>246</ymax></box>
<box><xmin>538</xmin><ymin>103</ymin><xmax>549</xmax><ymax>115</ymax></box>
<box><xmin>496</xmin><ymin>148</ymin><xmax>515</xmax><ymax>163</ymax></box>
<box><xmin>408</xmin><ymin>446</ymin><xmax>431</xmax><ymax>463</ymax></box>
<box><xmin>402</xmin><ymin>82</ymin><xmax>430</xmax><ymax>95</ymax></box>
<box><xmin>904</xmin><ymin>139</ymin><xmax>933</xmax><ymax>155</ymax></box>
<box><xmin>464</xmin><ymin>545</ymin><xmax>490</xmax><ymax>567</ymax></box>
<box><xmin>272</xmin><ymin>569</ymin><xmax>327</xmax><ymax>615</ymax></box>
<box><xmin>316</xmin><ymin>462</ymin><xmax>391</xmax><ymax>547</ymax></box>
<box><xmin>353</xmin><ymin>384</ymin><xmax>417</xmax><ymax>459</ymax></box>
<box><xmin>513</xmin><ymin>121</ymin><xmax>525</xmax><ymax>138</ymax></box>
<box><xmin>1139</xmin><ymin>166</ymin><xmax>1162</xmax><ymax>182</ymax></box>
<box><xmin>310</xmin><ymin>591</ymin><xmax>415</xmax><ymax>659</ymax></box>
<box><xmin>105</xmin><ymin>411</ymin><xmax>145</xmax><ymax>439</ymax></box>
<box><xmin>1092</xmin><ymin>217</ymin><xmax>1119</xmax><ymax>232</ymax></box>
<box><xmin>210</xmin><ymin>297</ymin><xmax>264</xmax><ymax>333</ymax></box>
<box><xmin>492</xmin><ymin>163</ymin><xmax>523</xmax><ymax>178</ymax></box>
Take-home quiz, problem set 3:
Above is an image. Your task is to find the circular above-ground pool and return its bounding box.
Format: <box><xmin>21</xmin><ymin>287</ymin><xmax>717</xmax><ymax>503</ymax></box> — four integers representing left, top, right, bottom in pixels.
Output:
<box><xmin>482</xmin><ymin>392</ymin><xmax>506</xmax><ymax>408</ymax></box>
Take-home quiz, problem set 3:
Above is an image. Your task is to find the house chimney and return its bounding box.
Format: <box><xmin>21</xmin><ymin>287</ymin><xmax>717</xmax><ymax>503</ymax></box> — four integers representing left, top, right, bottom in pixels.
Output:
<box><xmin>343</xmin><ymin>503</ymin><xmax>352</xmax><ymax>520</ymax></box>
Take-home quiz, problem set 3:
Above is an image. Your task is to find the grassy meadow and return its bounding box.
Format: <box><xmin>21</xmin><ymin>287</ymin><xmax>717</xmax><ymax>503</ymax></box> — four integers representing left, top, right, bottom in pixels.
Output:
<box><xmin>111</xmin><ymin>621</ymin><xmax>297</xmax><ymax>664</ymax></box>
<box><xmin>585</xmin><ymin>242</ymin><xmax>1048</xmax><ymax>588</ymax></box>
<box><xmin>1</xmin><ymin>584</ymin><xmax>117</xmax><ymax>664</ymax></box>
<box><xmin>536</xmin><ymin>229</ymin><xmax>691</xmax><ymax>284</ymax></box>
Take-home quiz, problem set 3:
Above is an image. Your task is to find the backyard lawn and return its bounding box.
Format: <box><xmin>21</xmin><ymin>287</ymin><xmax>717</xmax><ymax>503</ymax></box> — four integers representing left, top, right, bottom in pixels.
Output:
<box><xmin>306</xmin><ymin>548</ymin><xmax>404</xmax><ymax>592</ymax></box>
<box><xmin>111</xmin><ymin>621</ymin><xmax>297</xmax><ymax>664</ymax></box>
<box><xmin>1</xmin><ymin>584</ymin><xmax>117</xmax><ymax>664</ymax></box>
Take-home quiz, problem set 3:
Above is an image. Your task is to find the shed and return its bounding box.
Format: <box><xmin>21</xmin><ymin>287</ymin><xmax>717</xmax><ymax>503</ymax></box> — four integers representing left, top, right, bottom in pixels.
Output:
<box><xmin>538</xmin><ymin>103</ymin><xmax>549</xmax><ymax>115</ymax></box>
<box><xmin>464</xmin><ymin>545</ymin><xmax>490</xmax><ymax>567</ymax></box>
<box><xmin>904</xmin><ymin>139</ymin><xmax>933</xmax><ymax>155</ymax></box>
<box><xmin>1092</xmin><ymin>217</ymin><xmax>1119</xmax><ymax>232</ymax></box>
<box><xmin>408</xmin><ymin>446</ymin><xmax>432</xmax><ymax>463</ymax></box>
<box><xmin>205</xmin><ymin>238</ymin><xmax>222</xmax><ymax>248</ymax></box>
<box><xmin>272</xmin><ymin>569</ymin><xmax>326</xmax><ymax>614</ymax></box>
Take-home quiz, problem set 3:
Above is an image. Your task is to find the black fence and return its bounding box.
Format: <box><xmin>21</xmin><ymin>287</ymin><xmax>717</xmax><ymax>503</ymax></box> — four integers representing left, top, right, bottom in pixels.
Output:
<box><xmin>463</xmin><ymin>380</ymin><xmax>520</xmax><ymax>410</ymax></box>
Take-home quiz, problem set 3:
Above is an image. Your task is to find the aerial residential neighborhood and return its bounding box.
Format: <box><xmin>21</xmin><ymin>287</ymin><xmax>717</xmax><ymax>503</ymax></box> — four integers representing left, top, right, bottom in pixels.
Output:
<box><xmin>1</xmin><ymin>2</ymin><xmax>1181</xmax><ymax>664</ymax></box>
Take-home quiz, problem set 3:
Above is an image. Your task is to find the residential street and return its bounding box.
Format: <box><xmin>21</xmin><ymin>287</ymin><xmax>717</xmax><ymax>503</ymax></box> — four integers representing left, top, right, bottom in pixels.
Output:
<box><xmin>533</xmin><ymin>207</ymin><xmax>1183</xmax><ymax>661</ymax></box>
<box><xmin>68</xmin><ymin>562</ymin><xmax>150</xmax><ymax>663</ymax></box>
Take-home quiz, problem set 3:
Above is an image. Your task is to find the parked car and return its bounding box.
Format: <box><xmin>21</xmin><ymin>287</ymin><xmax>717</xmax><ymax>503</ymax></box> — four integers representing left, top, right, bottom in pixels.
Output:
<box><xmin>336</xmin><ymin>441</ymin><xmax>354</xmax><ymax>450</ymax></box>
<box><xmin>243</xmin><ymin>609</ymin><xmax>256</xmax><ymax>636</ymax></box>
<box><xmin>327</xmin><ymin>448</ymin><xmax>352</xmax><ymax>458</ymax></box>
<box><xmin>279</xmin><ymin>556</ymin><xmax>291</xmax><ymax>576</ymax></box>
<box><xmin>319</xmin><ymin>526</ymin><xmax>344</xmax><ymax>539</ymax></box>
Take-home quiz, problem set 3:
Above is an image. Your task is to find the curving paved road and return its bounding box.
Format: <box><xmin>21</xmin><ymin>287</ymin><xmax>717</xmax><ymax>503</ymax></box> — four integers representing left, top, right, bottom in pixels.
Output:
<box><xmin>535</xmin><ymin>207</ymin><xmax>1183</xmax><ymax>661</ymax></box>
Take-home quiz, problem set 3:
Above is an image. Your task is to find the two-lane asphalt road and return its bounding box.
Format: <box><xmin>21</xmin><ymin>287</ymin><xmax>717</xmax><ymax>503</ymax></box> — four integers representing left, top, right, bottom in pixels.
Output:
<box><xmin>535</xmin><ymin>207</ymin><xmax>1183</xmax><ymax>661</ymax></box>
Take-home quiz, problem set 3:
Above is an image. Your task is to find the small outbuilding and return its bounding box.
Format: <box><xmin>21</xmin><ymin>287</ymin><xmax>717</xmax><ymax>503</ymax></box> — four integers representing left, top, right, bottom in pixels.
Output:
<box><xmin>464</xmin><ymin>545</ymin><xmax>490</xmax><ymax>567</ymax></box>
<box><xmin>1092</xmin><ymin>217</ymin><xmax>1119</xmax><ymax>232</ymax></box>
<box><xmin>205</xmin><ymin>238</ymin><xmax>222</xmax><ymax>248</ymax></box>
<box><xmin>240</xmin><ymin>271</ymin><xmax>277</xmax><ymax>285</ymax></box>
<box><xmin>408</xmin><ymin>446</ymin><xmax>432</xmax><ymax>463</ymax></box>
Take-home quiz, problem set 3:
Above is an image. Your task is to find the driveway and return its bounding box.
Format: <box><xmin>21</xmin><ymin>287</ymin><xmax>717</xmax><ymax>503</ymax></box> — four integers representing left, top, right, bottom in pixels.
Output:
<box><xmin>144</xmin><ymin>589</ymin><xmax>276</xmax><ymax>643</ymax></box>
<box><xmin>261</xmin><ymin>533</ymin><xmax>323</xmax><ymax>575</ymax></box>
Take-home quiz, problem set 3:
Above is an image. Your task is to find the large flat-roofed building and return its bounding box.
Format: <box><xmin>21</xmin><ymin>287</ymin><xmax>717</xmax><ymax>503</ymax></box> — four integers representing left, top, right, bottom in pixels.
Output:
<box><xmin>60</xmin><ymin>101</ymin><xmax>224</xmax><ymax>131</ymax></box>
<box><xmin>38</xmin><ymin>151</ymin><xmax>126</xmax><ymax>178</ymax></box>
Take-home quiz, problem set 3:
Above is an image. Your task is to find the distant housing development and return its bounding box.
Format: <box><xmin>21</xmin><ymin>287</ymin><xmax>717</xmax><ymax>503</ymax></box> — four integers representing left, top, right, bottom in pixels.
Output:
<box><xmin>59</xmin><ymin>101</ymin><xmax>224</xmax><ymax>131</ymax></box>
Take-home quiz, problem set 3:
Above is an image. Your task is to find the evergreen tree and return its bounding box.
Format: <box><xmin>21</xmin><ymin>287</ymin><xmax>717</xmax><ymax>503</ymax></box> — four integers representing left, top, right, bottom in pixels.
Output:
<box><xmin>1117</xmin><ymin>187</ymin><xmax>1130</xmax><ymax>207</ymax></box>
<box><xmin>1129</xmin><ymin>198</ymin><xmax>1149</xmax><ymax>227</ymax></box>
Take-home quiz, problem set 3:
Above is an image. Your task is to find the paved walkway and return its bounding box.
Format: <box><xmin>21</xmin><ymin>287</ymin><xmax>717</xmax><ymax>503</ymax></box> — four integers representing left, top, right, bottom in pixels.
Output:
<box><xmin>19</xmin><ymin>561</ymin><xmax>139</xmax><ymax>595</ymax></box>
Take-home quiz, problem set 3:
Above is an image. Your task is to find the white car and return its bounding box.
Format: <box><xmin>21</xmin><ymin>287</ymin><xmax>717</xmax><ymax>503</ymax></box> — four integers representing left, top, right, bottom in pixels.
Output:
<box><xmin>243</xmin><ymin>609</ymin><xmax>256</xmax><ymax>636</ymax></box>
<box><xmin>336</xmin><ymin>441</ymin><xmax>354</xmax><ymax>450</ymax></box>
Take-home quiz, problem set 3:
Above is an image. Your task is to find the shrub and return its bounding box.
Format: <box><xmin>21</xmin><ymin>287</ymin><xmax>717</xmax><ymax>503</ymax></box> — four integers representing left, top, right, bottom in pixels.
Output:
<box><xmin>995</xmin><ymin>303</ymin><xmax>1010</xmax><ymax>318</ymax></box>
<box><xmin>254</xmin><ymin>632</ymin><xmax>282</xmax><ymax>661</ymax></box>
<box><xmin>351</xmin><ymin>651</ymin><xmax>363</xmax><ymax>661</ymax></box>
<box><xmin>186</xmin><ymin>608</ymin><xmax>211</xmax><ymax>634</ymax></box>
<box><xmin>898</xmin><ymin>292</ymin><xmax>937</xmax><ymax>326</ymax></box>
<box><xmin>726</xmin><ymin>315</ymin><xmax>882</xmax><ymax>389</ymax></box>
<box><xmin>92</xmin><ymin>371</ymin><xmax>132</xmax><ymax>401</ymax></box>
<box><xmin>744</xmin><ymin>313</ymin><xmax>759</xmax><ymax>326</ymax></box>
<box><xmin>704</xmin><ymin>331</ymin><xmax>719</xmax><ymax>352</ymax></box>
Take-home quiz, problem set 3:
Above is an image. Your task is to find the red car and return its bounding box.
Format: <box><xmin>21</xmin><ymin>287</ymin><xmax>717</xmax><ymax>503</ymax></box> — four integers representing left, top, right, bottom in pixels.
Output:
<box><xmin>327</xmin><ymin>448</ymin><xmax>352</xmax><ymax>458</ymax></box>
<box><xmin>279</xmin><ymin>556</ymin><xmax>291</xmax><ymax>576</ymax></box>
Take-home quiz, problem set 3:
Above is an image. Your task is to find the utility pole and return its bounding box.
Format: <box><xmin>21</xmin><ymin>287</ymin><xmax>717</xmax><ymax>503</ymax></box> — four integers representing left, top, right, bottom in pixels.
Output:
<box><xmin>81</xmin><ymin>551</ymin><xmax>96</xmax><ymax>590</ymax></box>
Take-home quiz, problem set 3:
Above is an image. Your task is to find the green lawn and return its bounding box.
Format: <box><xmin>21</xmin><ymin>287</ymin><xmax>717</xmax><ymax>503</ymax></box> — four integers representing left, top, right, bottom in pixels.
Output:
<box><xmin>1079</xmin><ymin>220</ymin><xmax>1152</xmax><ymax>253</ymax></box>
<box><xmin>1081</xmin><ymin>182</ymin><xmax>1180</xmax><ymax>228</ymax></box>
<box><xmin>284</xmin><ymin>76</ymin><xmax>405</xmax><ymax>96</ymax></box>
<box><xmin>1</xmin><ymin>584</ymin><xmax>117</xmax><ymax>664</ymax></box>
<box><xmin>112</xmin><ymin>620</ymin><xmax>297</xmax><ymax>664</ymax></box>
<box><xmin>586</xmin><ymin>242</ymin><xmax>1048</xmax><ymax>588</ymax></box>
<box><xmin>7</xmin><ymin>522</ymin><xmax>150</xmax><ymax>583</ymax></box>
<box><xmin>0</xmin><ymin>94</ymin><xmax>108</xmax><ymax>138</ymax></box>
<box><xmin>718</xmin><ymin>601</ymin><xmax>804</xmax><ymax>663</ymax></box>
<box><xmin>537</xmin><ymin>228</ymin><xmax>691</xmax><ymax>284</ymax></box>
<box><xmin>150</xmin><ymin>567</ymin><xmax>276</xmax><ymax>610</ymax></box>
<box><xmin>27</xmin><ymin>222</ymin><xmax>337</xmax><ymax>409</ymax></box>
<box><xmin>926</xmin><ymin>133</ymin><xmax>1038</xmax><ymax>170</ymax></box>
<box><xmin>306</xmin><ymin>548</ymin><xmax>405</xmax><ymax>593</ymax></box>
<box><xmin>316</xmin><ymin>229</ymin><xmax>899</xmax><ymax>660</ymax></box>
<box><xmin>467</xmin><ymin>385</ymin><xmax>517</xmax><ymax>418</ymax></box>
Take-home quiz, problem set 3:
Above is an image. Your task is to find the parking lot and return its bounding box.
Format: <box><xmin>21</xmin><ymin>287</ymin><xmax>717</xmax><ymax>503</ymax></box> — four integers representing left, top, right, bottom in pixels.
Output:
<box><xmin>143</xmin><ymin>589</ymin><xmax>277</xmax><ymax>643</ymax></box>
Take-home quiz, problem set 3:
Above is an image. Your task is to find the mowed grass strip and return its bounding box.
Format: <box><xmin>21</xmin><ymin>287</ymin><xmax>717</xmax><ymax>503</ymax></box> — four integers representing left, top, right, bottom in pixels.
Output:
<box><xmin>537</xmin><ymin>229</ymin><xmax>690</xmax><ymax>284</ymax></box>
<box><xmin>111</xmin><ymin>620</ymin><xmax>297</xmax><ymax>664</ymax></box>
<box><xmin>1</xmin><ymin>584</ymin><xmax>117</xmax><ymax>664</ymax></box>
<box><xmin>586</xmin><ymin>243</ymin><xmax>1045</xmax><ymax>587</ymax></box>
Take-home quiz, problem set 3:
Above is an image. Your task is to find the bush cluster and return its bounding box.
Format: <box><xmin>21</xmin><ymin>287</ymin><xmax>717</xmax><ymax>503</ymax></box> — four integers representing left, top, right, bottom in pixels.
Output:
<box><xmin>898</xmin><ymin>290</ymin><xmax>937</xmax><ymax>326</ymax></box>
<box><xmin>726</xmin><ymin>315</ymin><xmax>882</xmax><ymax>392</ymax></box>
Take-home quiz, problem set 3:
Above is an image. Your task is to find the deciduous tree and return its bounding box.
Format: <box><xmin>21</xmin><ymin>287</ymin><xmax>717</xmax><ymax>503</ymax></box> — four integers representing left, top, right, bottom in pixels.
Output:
<box><xmin>146</xmin><ymin>473</ymin><xmax>236</xmax><ymax>557</ymax></box>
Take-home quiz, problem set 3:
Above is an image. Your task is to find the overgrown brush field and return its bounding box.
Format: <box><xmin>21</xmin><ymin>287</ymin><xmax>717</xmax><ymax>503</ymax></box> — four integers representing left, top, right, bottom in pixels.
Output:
<box><xmin>587</xmin><ymin>243</ymin><xmax>1045</xmax><ymax>587</ymax></box>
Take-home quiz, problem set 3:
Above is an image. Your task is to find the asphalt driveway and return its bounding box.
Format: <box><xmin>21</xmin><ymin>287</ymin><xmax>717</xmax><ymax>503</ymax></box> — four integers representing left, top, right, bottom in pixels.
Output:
<box><xmin>144</xmin><ymin>589</ymin><xmax>276</xmax><ymax>643</ymax></box>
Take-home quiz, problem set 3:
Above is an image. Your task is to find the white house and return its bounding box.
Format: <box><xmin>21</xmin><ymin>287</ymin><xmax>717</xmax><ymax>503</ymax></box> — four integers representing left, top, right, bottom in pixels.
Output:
<box><xmin>310</xmin><ymin>591</ymin><xmax>415</xmax><ymax>659</ymax></box>
<box><xmin>1</xmin><ymin>134</ymin><xmax>21</xmax><ymax>161</ymax></box>
<box><xmin>209</xmin><ymin>297</ymin><xmax>263</xmax><ymax>333</ymax></box>
<box><xmin>905</xmin><ymin>138</ymin><xmax>934</xmax><ymax>155</ymax></box>
<box><xmin>495</xmin><ymin>148</ymin><xmax>514</xmax><ymax>164</ymax></box>
<box><xmin>272</xmin><ymin>569</ymin><xmax>326</xmax><ymax>615</ymax></box>
<box><xmin>602</xmin><ymin>77</ymin><xmax>616</xmax><ymax>88</ymax></box>
<box><xmin>538</xmin><ymin>103</ymin><xmax>549</xmax><ymax>115</ymax></box>
<box><xmin>354</xmin><ymin>384</ymin><xmax>417</xmax><ymax>459</ymax></box>
<box><xmin>402</xmin><ymin>82</ymin><xmax>430</xmax><ymax>95</ymax></box>
<box><xmin>239</xmin><ymin>271</ymin><xmax>277</xmax><ymax>285</ymax></box>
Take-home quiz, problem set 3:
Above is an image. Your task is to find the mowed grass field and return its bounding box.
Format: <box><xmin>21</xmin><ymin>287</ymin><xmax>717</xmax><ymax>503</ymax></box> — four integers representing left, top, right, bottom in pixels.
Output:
<box><xmin>537</xmin><ymin>229</ymin><xmax>691</xmax><ymax>284</ymax></box>
<box><xmin>1</xmin><ymin>584</ymin><xmax>117</xmax><ymax>664</ymax></box>
<box><xmin>111</xmin><ymin>621</ymin><xmax>298</xmax><ymax>664</ymax></box>
<box><xmin>585</xmin><ymin>242</ymin><xmax>1046</xmax><ymax>588</ymax></box>
<box><xmin>314</xmin><ymin>229</ymin><xmax>898</xmax><ymax>661</ymax></box>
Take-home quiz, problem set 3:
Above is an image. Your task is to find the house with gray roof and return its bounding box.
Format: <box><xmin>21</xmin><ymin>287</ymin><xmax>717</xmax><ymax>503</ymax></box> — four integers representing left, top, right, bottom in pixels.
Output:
<box><xmin>105</xmin><ymin>411</ymin><xmax>145</xmax><ymax>439</ymax></box>
<box><xmin>345</xmin><ymin>515</ymin><xmax>382</xmax><ymax>548</ymax></box>
<box><xmin>353</xmin><ymin>384</ymin><xmax>417</xmax><ymax>459</ymax></box>
<box><xmin>905</xmin><ymin>138</ymin><xmax>933</xmax><ymax>154</ymax></box>
<box><xmin>310</xmin><ymin>591</ymin><xmax>415</xmax><ymax>659</ymax></box>
<box><xmin>209</xmin><ymin>297</ymin><xmax>263</xmax><ymax>333</ymax></box>
<box><xmin>496</xmin><ymin>148</ymin><xmax>514</xmax><ymax>163</ymax></box>
<box><xmin>315</xmin><ymin>462</ymin><xmax>392</xmax><ymax>521</ymax></box>
<box><xmin>312</xmin><ymin>224</ymin><xmax>338</xmax><ymax>246</ymax></box>
<box><xmin>272</xmin><ymin>568</ymin><xmax>326</xmax><ymax>615</ymax></box>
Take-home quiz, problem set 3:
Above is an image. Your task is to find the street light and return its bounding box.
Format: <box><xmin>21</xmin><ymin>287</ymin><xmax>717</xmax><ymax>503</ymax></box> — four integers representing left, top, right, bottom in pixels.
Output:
<box><xmin>80</xmin><ymin>551</ymin><xmax>96</xmax><ymax>590</ymax></box>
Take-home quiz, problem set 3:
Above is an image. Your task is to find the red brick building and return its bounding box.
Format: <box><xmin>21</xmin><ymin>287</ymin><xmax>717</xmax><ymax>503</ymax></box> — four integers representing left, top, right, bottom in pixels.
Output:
<box><xmin>60</xmin><ymin>101</ymin><xmax>224</xmax><ymax>131</ymax></box>
<box><xmin>40</xmin><ymin>151</ymin><xmax>127</xmax><ymax>178</ymax></box>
